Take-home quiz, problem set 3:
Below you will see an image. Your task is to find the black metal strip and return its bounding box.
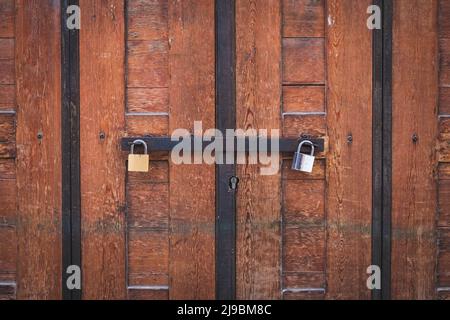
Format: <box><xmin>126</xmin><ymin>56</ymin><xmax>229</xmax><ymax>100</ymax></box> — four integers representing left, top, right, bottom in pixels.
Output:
<box><xmin>215</xmin><ymin>0</ymin><xmax>236</xmax><ymax>300</ymax></box>
<box><xmin>371</xmin><ymin>0</ymin><xmax>393</xmax><ymax>300</ymax></box>
<box><xmin>61</xmin><ymin>0</ymin><xmax>81</xmax><ymax>300</ymax></box>
<box><xmin>381</xmin><ymin>0</ymin><xmax>393</xmax><ymax>301</ymax></box>
<box><xmin>372</xmin><ymin>0</ymin><xmax>383</xmax><ymax>301</ymax></box>
<box><xmin>121</xmin><ymin>136</ymin><xmax>324</xmax><ymax>154</ymax></box>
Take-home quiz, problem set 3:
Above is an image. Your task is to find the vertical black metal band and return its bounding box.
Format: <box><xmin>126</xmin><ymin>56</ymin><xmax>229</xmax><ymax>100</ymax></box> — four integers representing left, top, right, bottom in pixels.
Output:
<box><xmin>372</xmin><ymin>0</ymin><xmax>384</xmax><ymax>301</ymax></box>
<box><xmin>61</xmin><ymin>0</ymin><xmax>81</xmax><ymax>300</ymax></box>
<box><xmin>372</xmin><ymin>0</ymin><xmax>392</xmax><ymax>300</ymax></box>
<box><xmin>215</xmin><ymin>0</ymin><xmax>236</xmax><ymax>300</ymax></box>
<box><xmin>381</xmin><ymin>0</ymin><xmax>393</xmax><ymax>301</ymax></box>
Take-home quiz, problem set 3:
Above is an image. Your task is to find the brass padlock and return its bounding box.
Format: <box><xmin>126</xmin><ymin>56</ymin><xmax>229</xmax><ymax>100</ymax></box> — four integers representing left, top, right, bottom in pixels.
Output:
<box><xmin>128</xmin><ymin>139</ymin><xmax>149</xmax><ymax>172</ymax></box>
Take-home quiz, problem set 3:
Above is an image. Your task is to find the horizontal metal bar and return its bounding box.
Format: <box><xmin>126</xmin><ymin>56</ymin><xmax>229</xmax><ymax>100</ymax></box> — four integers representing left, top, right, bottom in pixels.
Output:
<box><xmin>121</xmin><ymin>136</ymin><xmax>325</xmax><ymax>154</ymax></box>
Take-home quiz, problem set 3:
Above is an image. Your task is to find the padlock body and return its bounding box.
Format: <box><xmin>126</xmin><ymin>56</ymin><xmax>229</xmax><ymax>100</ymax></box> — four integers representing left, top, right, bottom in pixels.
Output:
<box><xmin>128</xmin><ymin>154</ymin><xmax>149</xmax><ymax>172</ymax></box>
<box><xmin>291</xmin><ymin>152</ymin><xmax>315</xmax><ymax>173</ymax></box>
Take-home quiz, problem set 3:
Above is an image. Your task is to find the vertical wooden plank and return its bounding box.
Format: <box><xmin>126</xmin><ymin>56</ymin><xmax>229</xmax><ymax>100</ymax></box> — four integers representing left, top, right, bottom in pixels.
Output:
<box><xmin>15</xmin><ymin>0</ymin><xmax>62</xmax><ymax>299</ymax></box>
<box><xmin>391</xmin><ymin>0</ymin><xmax>438</xmax><ymax>300</ymax></box>
<box><xmin>236</xmin><ymin>0</ymin><xmax>281</xmax><ymax>299</ymax></box>
<box><xmin>80</xmin><ymin>0</ymin><xmax>126</xmax><ymax>299</ymax></box>
<box><xmin>168</xmin><ymin>0</ymin><xmax>215</xmax><ymax>299</ymax></box>
<box><xmin>326</xmin><ymin>0</ymin><xmax>372</xmax><ymax>299</ymax></box>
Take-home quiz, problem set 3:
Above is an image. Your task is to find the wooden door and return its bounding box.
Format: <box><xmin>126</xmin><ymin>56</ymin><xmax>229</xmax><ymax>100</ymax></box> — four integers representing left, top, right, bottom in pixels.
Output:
<box><xmin>1</xmin><ymin>0</ymin><xmax>450</xmax><ymax>301</ymax></box>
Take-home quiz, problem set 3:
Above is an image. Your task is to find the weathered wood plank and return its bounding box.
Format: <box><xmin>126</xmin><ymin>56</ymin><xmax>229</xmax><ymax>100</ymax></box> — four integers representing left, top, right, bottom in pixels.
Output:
<box><xmin>128</xmin><ymin>229</ymin><xmax>168</xmax><ymax>286</ymax></box>
<box><xmin>437</xmin><ymin>228</ymin><xmax>450</xmax><ymax>286</ymax></box>
<box><xmin>126</xmin><ymin>115</ymin><xmax>168</xmax><ymax>136</ymax></box>
<box><xmin>391</xmin><ymin>0</ymin><xmax>438</xmax><ymax>300</ymax></box>
<box><xmin>439</xmin><ymin>0</ymin><xmax>450</xmax><ymax>39</ymax></box>
<box><xmin>80</xmin><ymin>0</ymin><xmax>126</xmax><ymax>299</ymax></box>
<box><xmin>282</xmin><ymin>114</ymin><xmax>326</xmax><ymax>138</ymax></box>
<box><xmin>127</xmin><ymin>40</ymin><xmax>168</xmax><ymax>88</ymax></box>
<box><xmin>127</xmin><ymin>0</ymin><xmax>168</xmax><ymax>41</ymax></box>
<box><xmin>282</xmin><ymin>0</ymin><xmax>325</xmax><ymax>38</ymax></box>
<box><xmin>283</xmin><ymin>272</ymin><xmax>325</xmax><ymax>288</ymax></box>
<box><xmin>0</xmin><ymin>60</ymin><xmax>14</xmax><ymax>84</ymax></box>
<box><xmin>0</xmin><ymin>227</ymin><xmax>16</xmax><ymax>278</ymax></box>
<box><xmin>127</xmin><ymin>181</ymin><xmax>168</xmax><ymax>229</ymax></box>
<box><xmin>282</xmin><ymin>159</ymin><xmax>325</xmax><ymax>180</ymax></box>
<box><xmin>440</xmin><ymin>38</ymin><xmax>450</xmax><ymax>85</ymax></box>
<box><xmin>283</xmin><ymin>290</ymin><xmax>324</xmax><ymax>300</ymax></box>
<box><xmin>326</xmin><ymin>0</ymin><xmax>372</xmax><ymax>299</ymax></box>
<box><xmin>440</xmin><ymin>87</ymin><xmax>450</xmax><ymax>115</ymax></box>
<box><xmin>168</xmin><ymin>0</ymin><xmax>215</xmax><ymax>300</ymax></box>
<box><xmin>128</xmin><ymin>288</ymin><xmax>169</xmax><ymax>300</ymax></box>
<box><xmin>0</xmin><ymin>178</ymin><xmax>15</xmax><ymax>224</ymax></box>
<box><xmin>0</xmin><ymin>85</ymin><xmax>15</xmax><ymax>110</ymax></box>
<box><xmin>283</xmin><ymin>38</ymin><xmax>325</xmax><ymax>85</ymax></box>
<box><xmin>283</xmin><ymin>86</ymin><xmax>325</xmax><ymax>113</ymax></box>
<box><xmin>127</xmin><ymin>88</ymin><xmax>168</xmax><ymax>113</ymax></box>
<box><xmin>0</xmin><ymin>0</ymin><xmax>14</xmax><ymax>38</ymax></box>
<box><xmin>15</xmin><ymin>0</ymin><xmax>61</xmax><ymax>299</ymax></box>
<box><xmin>283</xmin><ymin>227</ymin><xmax>325</xmax><ymax>274</ymax></box>
<box><xmin>439</xmin><ymin>179</ymin><xmax>450</xmax><ymax>227</ymax></box>
<box><xmin>236</xmin><ymin>0</ymin><xmax>281</xmax><ymax>299</ymax></box>
<box><xmin>0</xmin><ymin>38</ymin><xmax>14</xmax><ymax>59</ymax></box>
<box><xmin>284</xmin><ymin>179</ymin><xmax>325</xmax><ymax>226</ymax></box>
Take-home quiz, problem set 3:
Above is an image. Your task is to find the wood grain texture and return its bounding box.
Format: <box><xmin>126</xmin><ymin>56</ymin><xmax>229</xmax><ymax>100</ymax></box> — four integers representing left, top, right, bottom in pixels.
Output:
<box><xmin>439</xmin><ymin>118</ymin><xmax>450</xmax><ymax>162</ymax></box>
<box><xmin>282</xmin><ymin>0</ymin><xmax>325</xmax><ymax>38</ymax></box>
<box><xmin>326</xmin><ymin>0</ymin><xmax>372</xmax><ymax>299</ymax></box>
<box><xmin>283</xmin><ymin>290</ymin><xmax>324</xmax><ymax>300</ymax></box>
<box><xmin>128</xmin><ymin>288</ymin><xmax>169</xmax><ymax>300</ymax></box>
<box><xmin>0</xmin><ymin>59</ymin><xmax>14</xmax><ymax>84</ymax></box>
<box><xmin>236</xmin><ymin>0</ymin><xmax>281</xmax><ymax>299</ymax></box>
<box><xmin>80</xmin><ymin>0</ymin><xmax>126</xmax><ymax>299</ymax></box>
<box><xmin>284</xmin><ymin>180</ymin><xmax>325</xmax><ymax>226</ymax></box>
<box><xmin>439</xmin><ymin>0</ymin><xmax>450</xmax><ymax>39</ymax></box>
<box><xmin>282</xmin><ymin>159</ymin><xmax>325</xmax><ymax>180</ymax></box>
<box><xmin>0</xmin><ymin>38</ymin><xmax>14</xmax><ymax>59</ymax></box>
<box><xmin>283</xmin><ymin>86</ymin><xmax>325</xmax><ymax>113</ymax></box>
<box><xmin>282</xmin><ymin>114</ymin><xmax>326</xmax><ymax>138</ymax></box>
<box><xmin>0</xmin><ymin>0</ymin><xmax>14</xmax><ymax>38</ymax></box>
<box><xmin>440</xmin><ymin>87</ymin><xmax>450</xmax><ymax>115</ymax></box>
<box><xmin>127</xmin><ymin>88</ymin><xmax>168</xmax><ymax>113</ymax></box>
<box><xmin>283</xmin><ymin>38</ymin><xmax>325</xmax><ymax>85</ymax></box>
<box><xmin>440</xmin><ymin>38</ymin><xmax>450</xmax><ymax>85</ymax></box>
<box><xmin>15</xmin><ymin>0</ymin><xmax>61</xmax><ymax>299</ymax></box>
<box><xmin>127</xmin><ymin>40</ymin><xmax>168</xmax><ymax>88</ymax></box>
<box><xmin>0</xmin><ymin>85</ymin><xmax>15</xmax><ymax>110</ymax></box>
<box><xmin>391</xmin><ymin>0</ymin><xmax>438</xmax><ymax>300</ymax></box>
<box><xmin>127</xmin><ymin>0</ymin><xmax>168</xmax><ymax>41</ymax></box>
<box><xmin>126</xmin><ymin>115</ymin><xmax>168</xmax><ymax>136</ymax></box>
<box><xmin>439</xmin><ymin>179</ymin><xmax>450</xmax><ymax>227</ymax></box>
<box><xmin>437</xmin><ymin>228</ymin><xmax>450</xmax><ymax>287</ymax></box>
<box><xmin>128</xmin><ymin>229</ymin><xmax>168</xmax><ymax>286</ymax></box>
<box><xmin>0</xmin><ymin>160</ymin><xmax>15</xmax><ymax>225</ymax></box>
<box><xmin>168</xmin><ymin>0</ymin><xmax>215</xmax><ymax>299</ymax></box>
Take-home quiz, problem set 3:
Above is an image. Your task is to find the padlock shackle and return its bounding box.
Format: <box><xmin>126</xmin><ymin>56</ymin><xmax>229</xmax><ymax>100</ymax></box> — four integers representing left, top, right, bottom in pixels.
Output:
<box><xmin>297</xmin><ymin>140</ymin><xmax>315</xmax><ymax>156</ymax></box>
<box><xmin>130</xmin><ymin>139</ymin><xmax>148</xmax><ymax>155</ymax></box>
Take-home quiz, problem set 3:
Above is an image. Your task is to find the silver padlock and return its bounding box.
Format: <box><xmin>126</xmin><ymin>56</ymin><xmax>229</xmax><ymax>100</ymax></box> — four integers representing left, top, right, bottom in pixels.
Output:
<box><xmin>291</xmin><ymin>140</ymin><xmax>315</xmax><ymax>173</ymax></box>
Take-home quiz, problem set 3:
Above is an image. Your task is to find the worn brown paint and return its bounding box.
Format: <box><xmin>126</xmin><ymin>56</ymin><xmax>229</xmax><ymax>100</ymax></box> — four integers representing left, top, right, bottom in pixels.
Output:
<box><xmin>15</xmin><ymin>0</ymin><xmax>61</xmax><ymax>299</ymax></box>
<box><xmin>391</xmin><ymin>0</ymin><xmax>439</xmax><ymax>300</ymax></box>
<box><xmin>168</xmin><ymin>0</ymin><xmax>215</xmax><ymax>300</ymax></box>
<box><xmin>80</xmin><ymin>0</ymin><xmax>126</xmax><ymax>299</ymax></box>
<box><xmin>236</xmin><ymin>0</ymin><xmax>282</xmax><ymax>300</ymax></box>
<box><xmin>326</xmin><ymin>0</ymin><xmax>372</xmax><ymax>299</ymax></box>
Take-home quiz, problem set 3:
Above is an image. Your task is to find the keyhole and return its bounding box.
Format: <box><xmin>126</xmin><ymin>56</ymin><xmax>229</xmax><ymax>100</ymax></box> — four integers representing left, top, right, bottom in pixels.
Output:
<box><xmin>229</xmin><ymin>176</ymin><xmax>239</xmax><ymax>191</ymax></box>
